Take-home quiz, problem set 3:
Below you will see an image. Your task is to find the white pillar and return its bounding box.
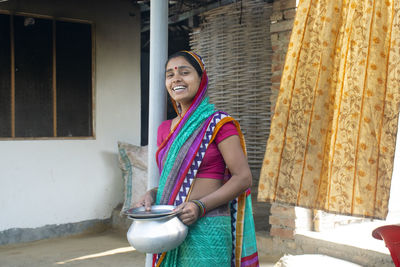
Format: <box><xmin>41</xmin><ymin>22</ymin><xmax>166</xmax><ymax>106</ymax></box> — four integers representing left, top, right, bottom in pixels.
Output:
<box><xmin>146</xmin><ymin>1</ymin><xmax>168</xmax><ymax>266</ymax></box>
<box><xmin>147</xmin><ymin>0</ymin><xmax>168</xmax><ymax>191</ymax></box>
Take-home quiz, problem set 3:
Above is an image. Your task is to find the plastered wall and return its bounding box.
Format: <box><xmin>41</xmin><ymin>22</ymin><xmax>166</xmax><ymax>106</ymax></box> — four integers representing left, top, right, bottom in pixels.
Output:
<box><xmin>0</xmin><ymin>0</ymin><xmax>141</xmax><ymax>234</ymax></box>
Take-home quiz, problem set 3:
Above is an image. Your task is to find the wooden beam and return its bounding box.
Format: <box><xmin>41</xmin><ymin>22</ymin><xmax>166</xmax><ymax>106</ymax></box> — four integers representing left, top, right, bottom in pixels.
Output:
<box><xmin>141</xmin><ymin>0</ymin><xmax>236</xmax><ymax>32</ymax></box>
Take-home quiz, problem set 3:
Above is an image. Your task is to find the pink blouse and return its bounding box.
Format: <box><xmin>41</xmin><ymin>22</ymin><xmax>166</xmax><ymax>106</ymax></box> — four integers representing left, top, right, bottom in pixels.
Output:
<box><xmin>157</xmin><ymin>120</ymin><xmax>238</xmax><ymax>179</ymax></box>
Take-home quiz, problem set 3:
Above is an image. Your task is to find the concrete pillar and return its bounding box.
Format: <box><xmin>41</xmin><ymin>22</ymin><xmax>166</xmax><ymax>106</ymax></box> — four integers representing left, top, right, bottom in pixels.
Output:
<box><xmin>146</xmin><ymin>1</ymin><xmax>168</xmax><ymax>266</ymax></box>
<box><xmin>147</xmin><ymin>0</ymin><xmax>168</xmax><ymax>191</ymax></box>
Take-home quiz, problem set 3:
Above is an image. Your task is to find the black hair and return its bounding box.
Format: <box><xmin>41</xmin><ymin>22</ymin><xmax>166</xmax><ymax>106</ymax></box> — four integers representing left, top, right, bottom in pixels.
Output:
<box><xmin>165</xmin><ymin>51</ymin><xmax>203</xmax><ymax>77</ymax></box>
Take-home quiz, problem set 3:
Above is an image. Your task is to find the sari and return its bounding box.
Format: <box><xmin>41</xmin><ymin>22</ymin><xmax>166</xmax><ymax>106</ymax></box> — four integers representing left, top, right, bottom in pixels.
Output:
<box><xmin>154</xmin><ymin>51</ymin><xmax>259</xmax><ymax>267</ymax></box>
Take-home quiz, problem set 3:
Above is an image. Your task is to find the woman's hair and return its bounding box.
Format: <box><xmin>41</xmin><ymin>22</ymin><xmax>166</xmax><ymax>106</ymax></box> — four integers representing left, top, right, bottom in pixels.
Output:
<box><xmin>165</xmin><ymin>51</ymin><xmax>203</xmax><ymax>77</ymax></box>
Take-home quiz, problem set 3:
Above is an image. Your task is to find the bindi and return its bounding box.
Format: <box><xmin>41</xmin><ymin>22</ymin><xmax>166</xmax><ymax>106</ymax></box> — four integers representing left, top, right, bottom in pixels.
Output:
<box><xmin>174</xmin><ymin>66</ymin><xmax>178</xmax><ymax>70</ymax></box>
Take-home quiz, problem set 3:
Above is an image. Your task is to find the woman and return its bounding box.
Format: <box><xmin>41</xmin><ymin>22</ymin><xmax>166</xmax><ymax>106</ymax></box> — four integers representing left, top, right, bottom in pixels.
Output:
<box><xmin>137</xmin><ymin>51</ymin><xmax>259</xmax><ymax>267</ymax></box>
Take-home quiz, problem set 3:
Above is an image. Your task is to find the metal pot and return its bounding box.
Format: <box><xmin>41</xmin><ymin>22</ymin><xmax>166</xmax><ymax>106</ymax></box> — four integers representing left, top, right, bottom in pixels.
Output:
<box><xmin>126</xmin><ymin>205</ymin><xmax>188</xmax><ymax>253</ymax></box>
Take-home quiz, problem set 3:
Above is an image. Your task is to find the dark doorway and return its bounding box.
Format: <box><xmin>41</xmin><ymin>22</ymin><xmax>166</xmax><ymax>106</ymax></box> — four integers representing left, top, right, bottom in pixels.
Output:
<box><xmin>140</xmin><ymin>21</ymin><xmax>192</xmax><ymax>146</ymax></box>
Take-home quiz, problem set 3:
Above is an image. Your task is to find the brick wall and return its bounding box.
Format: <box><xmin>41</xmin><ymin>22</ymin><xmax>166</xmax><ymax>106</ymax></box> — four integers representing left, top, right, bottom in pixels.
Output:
<box><xmin>269</xmin><ymin>204</ymin><xmax>296</xmax><ymax>239</ymax></box>
<box><xmin>269</xmin><ymin>0</ymin><xmax>297</xmax><ymax>111</ymax></box>
<box><xmin>269</xmin><ymin>203</ymin><xmax>313</xmax><ymax>240</ymax></box>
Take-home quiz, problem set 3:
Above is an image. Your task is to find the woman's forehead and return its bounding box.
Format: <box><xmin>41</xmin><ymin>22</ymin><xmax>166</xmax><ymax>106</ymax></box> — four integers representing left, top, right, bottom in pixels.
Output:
<box><xmin>166</xmin><ymin>56</ymin><xmax>191</xmax><ymax>68</ymax></box>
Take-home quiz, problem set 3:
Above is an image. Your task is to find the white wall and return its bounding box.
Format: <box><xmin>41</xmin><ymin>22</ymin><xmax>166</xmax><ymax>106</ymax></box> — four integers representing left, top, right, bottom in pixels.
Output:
<box><xmin>0</xmin><ymin>0</ymin><xmax>141</xmax><ymax>231</ymax></box>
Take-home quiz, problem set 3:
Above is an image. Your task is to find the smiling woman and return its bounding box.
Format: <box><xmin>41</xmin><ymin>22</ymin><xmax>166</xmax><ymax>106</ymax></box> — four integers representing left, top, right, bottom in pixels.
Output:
<box><xmin>165</xmin><ymin>57</ymin><xmax>201</xmax><ymax>112</ymax></box>
<box><xmin>135</xmin><ymin>51</ymin><xmax>259</xmax><ymax>267</ymax></box>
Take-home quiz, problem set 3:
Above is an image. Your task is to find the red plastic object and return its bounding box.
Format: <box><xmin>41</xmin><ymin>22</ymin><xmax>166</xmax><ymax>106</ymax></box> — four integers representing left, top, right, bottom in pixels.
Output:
<box><xmin>372</xmin><ymin>225</ymin><xmax>400</xmax><ymax>267</ymax></box>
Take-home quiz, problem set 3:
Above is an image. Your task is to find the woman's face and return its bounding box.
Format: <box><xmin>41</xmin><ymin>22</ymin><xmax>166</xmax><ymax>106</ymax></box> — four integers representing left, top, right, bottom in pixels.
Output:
<box><xmin>165</xmin><ymin>56</ymin><xmax>201</xmax><ymax>107</ymax></box>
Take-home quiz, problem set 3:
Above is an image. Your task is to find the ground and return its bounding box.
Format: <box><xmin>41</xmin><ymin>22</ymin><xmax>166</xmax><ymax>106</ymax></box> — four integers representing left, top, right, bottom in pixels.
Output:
<box><xmin>0</xmin><ymin>229</ymin><xmax>279</xmax><ymax>267</ymax></box>
<box><xmin>0</xmin><ymin>230</ymin><xmax>145</xmax><ymax>267</ymax></box>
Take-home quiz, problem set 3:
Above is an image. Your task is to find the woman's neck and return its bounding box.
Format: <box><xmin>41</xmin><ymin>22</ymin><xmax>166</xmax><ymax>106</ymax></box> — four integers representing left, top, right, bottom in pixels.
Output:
<box><xmin>179</xmin><ymin>103</ymin><xmax>191</xmax><ymax>117</ymax></box>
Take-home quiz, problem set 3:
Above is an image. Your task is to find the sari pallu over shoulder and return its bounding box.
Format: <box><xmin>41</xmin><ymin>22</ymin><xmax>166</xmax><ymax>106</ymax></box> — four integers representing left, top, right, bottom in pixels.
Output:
<box><xmin>154</xmin><ymin>110</ymin><xmax>259</xmax><ymax>267</ymax></box>
<box><xmin>154</xmin><ymin>51</ymin><xmax>258</xmax><ymax>266</ymax></box>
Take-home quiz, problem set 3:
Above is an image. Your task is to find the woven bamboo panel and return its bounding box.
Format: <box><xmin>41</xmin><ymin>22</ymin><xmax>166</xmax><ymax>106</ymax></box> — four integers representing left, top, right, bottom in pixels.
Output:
<box><xmin>190</xmin><ymin>0</ymin><xmax>273</xmax><ymax>173</ymax></box>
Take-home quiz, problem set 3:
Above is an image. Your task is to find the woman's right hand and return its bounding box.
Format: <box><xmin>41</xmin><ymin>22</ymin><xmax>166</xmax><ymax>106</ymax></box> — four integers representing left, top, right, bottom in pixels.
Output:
<box><xmin>135</xmin><ymin>188</ymin><xmax>157</xmax><ymax>211</ymax></box>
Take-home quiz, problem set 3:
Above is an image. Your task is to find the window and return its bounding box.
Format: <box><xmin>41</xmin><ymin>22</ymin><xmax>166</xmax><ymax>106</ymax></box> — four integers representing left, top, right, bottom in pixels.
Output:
<box><xmin>0</xmin><ymin>13</ymin><xmax>94</xmax><ymax>139</ymax></box>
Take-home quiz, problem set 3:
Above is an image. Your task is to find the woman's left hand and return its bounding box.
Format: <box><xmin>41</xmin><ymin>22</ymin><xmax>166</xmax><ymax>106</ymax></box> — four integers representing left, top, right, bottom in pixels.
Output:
<box><xmin>175</xmin><ymin>202</ymin><xmax>200</xmax><ymax>226</ymax></box>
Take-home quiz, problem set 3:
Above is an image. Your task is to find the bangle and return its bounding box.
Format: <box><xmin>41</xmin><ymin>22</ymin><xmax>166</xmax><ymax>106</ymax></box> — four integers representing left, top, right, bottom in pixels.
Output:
<box><xmin>190</xmin><ymin>200</ymin><xmax>207</xmax><ymax>217</ymax></box>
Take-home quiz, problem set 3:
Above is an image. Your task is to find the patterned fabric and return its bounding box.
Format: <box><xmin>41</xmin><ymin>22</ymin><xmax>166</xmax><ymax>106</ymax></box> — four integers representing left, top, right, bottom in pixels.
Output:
<box><xmin>258</xmin><ymin>0</ymin><xmax>400</xmax><ymax>219</ymax></box>
<box><xmin>117</xmin><ymin>142</ymin><xmax>148</xmax><ymax>213</ymax></box>
<box><xmin>154</xmin><ymin>51</ymin><xmax>259</xmax><ymax>266</ymax></box>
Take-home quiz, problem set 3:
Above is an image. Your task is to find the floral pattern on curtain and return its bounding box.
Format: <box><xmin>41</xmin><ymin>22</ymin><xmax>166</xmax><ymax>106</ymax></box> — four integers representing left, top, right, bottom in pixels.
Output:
<box><xmin>258</xmin><ymin>0</ymin><xmax>400</xmax><ymax>219</ymax></box>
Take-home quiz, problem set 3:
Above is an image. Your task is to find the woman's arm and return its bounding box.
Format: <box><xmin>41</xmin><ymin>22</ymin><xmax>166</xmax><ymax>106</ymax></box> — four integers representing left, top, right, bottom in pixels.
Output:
<box><xmin>177</xmin><ymin>134</ymin><xmax>252</xmax><ymax>225</ymax></box>
<box><xmin>198</xmin><ymin>134</ymin><xmax>252</xmax><ymax>210</ymax></box>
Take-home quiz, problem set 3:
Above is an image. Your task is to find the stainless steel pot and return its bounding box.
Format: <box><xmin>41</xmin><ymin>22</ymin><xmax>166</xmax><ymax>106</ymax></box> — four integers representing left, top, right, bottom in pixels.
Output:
<box><xmin>126</xmin><ymin>205</ymin><xmax>188</xmax><ymax>253</ymax></box>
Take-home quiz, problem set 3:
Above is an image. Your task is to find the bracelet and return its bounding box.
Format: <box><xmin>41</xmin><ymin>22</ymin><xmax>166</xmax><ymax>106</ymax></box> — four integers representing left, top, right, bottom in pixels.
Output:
<box><xmin>190</xmin><ymin>200</ymin><xmax>207</xmax><ymax>217</ymax></box>
<box><xmin>190</xmin><ymin>200</ymin><xmax>205</xmax><ymax>217</ymax></box>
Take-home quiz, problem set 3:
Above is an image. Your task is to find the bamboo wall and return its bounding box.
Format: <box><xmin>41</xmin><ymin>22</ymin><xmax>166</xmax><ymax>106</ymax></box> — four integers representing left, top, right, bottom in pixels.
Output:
<box><xmin>190</xmin><ymin>0</ymin><xmax>273</xmax><ymax>175</ymax></box>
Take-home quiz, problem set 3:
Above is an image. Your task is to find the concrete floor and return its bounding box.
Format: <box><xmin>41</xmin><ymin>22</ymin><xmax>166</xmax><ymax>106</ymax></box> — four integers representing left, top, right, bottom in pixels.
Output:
<box><xmin>0</xmin><ymin>229</ymin><xmax>279</xmax><ymax>267</ymax></box>
<box><xmin>0</xmin><ymin>230</ymin><xmax>145</xmax><ymax>267</ymax></box>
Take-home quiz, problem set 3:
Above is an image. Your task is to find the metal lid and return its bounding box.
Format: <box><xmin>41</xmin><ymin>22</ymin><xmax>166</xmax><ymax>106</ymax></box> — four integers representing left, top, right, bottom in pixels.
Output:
<box><xmin>124</xmin><ymin>205</ymin><xmax>179</xmax><ymax>219</ymax></box>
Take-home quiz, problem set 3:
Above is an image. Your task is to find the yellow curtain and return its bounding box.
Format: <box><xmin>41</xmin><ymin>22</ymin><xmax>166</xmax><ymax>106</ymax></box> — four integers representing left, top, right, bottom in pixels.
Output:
<box><xmin>258</xmin><ymin>0</ymin><xmax>400</xmax><ymax>219</ymax></box>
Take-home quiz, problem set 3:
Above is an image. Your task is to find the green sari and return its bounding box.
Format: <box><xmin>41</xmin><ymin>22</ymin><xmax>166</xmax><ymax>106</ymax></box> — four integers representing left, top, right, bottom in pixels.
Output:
<box><xmin>154</xmin><ymin>51</ymin><xmax>259</xmax><ymax>267</ymax></box>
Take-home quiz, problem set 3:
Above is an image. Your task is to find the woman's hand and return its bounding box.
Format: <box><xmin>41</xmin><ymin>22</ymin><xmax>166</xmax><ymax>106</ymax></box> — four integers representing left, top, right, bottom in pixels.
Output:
<box><xmin>135</xmin><ymin>188</ymin><xmax>157</xmax><ymax>211</ymax></box>
<box><xmin>175</xmin><ymin>201</ymin><xmax>200</xmax><ymax>226</ymax></box>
